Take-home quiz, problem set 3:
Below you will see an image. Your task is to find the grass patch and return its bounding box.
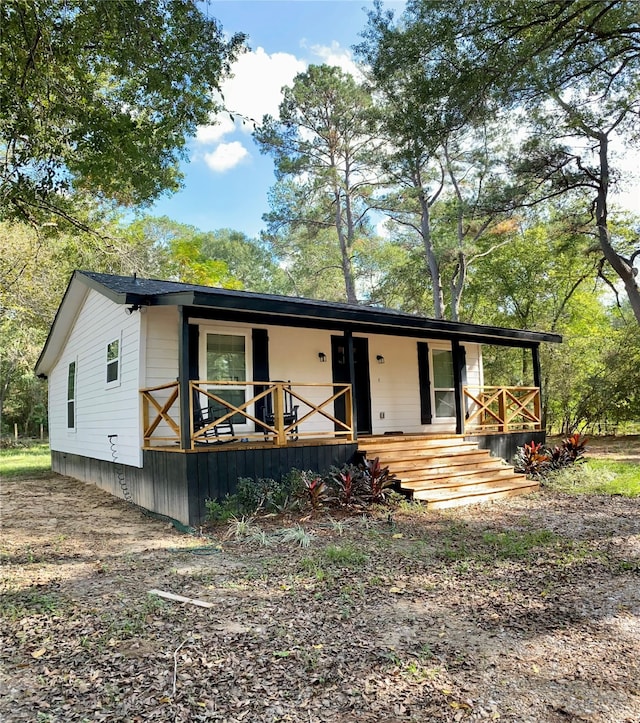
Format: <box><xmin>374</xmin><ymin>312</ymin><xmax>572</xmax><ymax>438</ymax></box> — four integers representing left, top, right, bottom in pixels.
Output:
<box><xmin>544</xmin><ymin>460</ymin><xmax>640</xmax><ymax>497</ymax></box>
<box><xmin>439</xmin><ymin>521</ymin><xmax>559</xmax><ymax>562</ymax></box>
<box><xmin>322</xmin><ymin>543</ymin><xmax>369</xmax><ymax>567</ymax></box>
<box><xmin>482</xmin><ymin>529</ymin><xmax>557</xmax><ymax>559</ymax></box>
<box><xmin>1</xmin><ymin>588</ymin><xmax>62</xmax><ymax>621</ymax></box>
<box><xmin>0</xmin><ymin>443</ymin><xmax>51</xmax><ymax>477</ymax></box>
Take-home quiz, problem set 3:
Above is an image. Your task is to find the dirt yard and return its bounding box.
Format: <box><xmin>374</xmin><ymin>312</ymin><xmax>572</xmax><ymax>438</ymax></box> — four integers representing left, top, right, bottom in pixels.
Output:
<box><xmin>1</xmin><ymin>454</ymin><xmax>639</xmax><ymax>721</ymax></box>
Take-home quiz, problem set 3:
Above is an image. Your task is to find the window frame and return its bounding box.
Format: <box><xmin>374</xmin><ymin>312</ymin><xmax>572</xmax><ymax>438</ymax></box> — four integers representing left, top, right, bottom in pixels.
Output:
<box><xmin>431</xmin><ymin>346</ymin><xmax>456</xmax><ymax>420</ymax></box>
<box><xmin>67</xmin><ymin>360</ymin><xmax>77</xmax><ymax>430</ymax></box>
<box><xmin>105</xmin><ymin>335</ymin><xmax>121</xmax><ymax>388</ymax></box>
<box><xmin>199</xmin><ymin>328</ymin><xmax>253</xmax><ymax>430</ymax></box>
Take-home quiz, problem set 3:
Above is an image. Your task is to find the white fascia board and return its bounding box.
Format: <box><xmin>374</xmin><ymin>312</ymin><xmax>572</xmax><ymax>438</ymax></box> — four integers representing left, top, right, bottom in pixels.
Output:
<box><xmin>35</xmin><ymin>274</ymin><xmax>90</xmax><ymax>377</ymax></box>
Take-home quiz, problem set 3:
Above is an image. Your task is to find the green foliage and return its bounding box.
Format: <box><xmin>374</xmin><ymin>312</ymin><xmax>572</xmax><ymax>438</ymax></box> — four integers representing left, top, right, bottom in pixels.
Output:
<box><xmin>280</xmin><ymin>524</ymin><xmax>314</xmax><ymax>549</ymax></box>
<box><xmin>1</xmin><ymin>0</ymin><xmax>244</xmax><ymax>226</ymax></box>
<box><xmin>207</xmin><ymin>471</ymin><xmax>305</xmax><ymax>521</ymax></box>
<box><xmin>544</xmin><ymin>461</ymin><xmax>640</xmax><ymax>498</ymax></box>
<box><xmin>255</xmin><ymin>64</ymin><xmax>382</xmax><ymax>303</ymax></box>
<box><xmin>322</xmin><ymin>544</ymin><xmax>368</xmax><ymax>568</ymax></box>
<box><xmin>225</xmin><ymin>516</ymin><xmax>254</xmax><ymax>540</ymax></box>
<box><xmin>1</xmin><ymin>587</ymin><xmax>62</xmax><ymax>621</ymax></box>
<box><xmin>481</xmin><ymin>529</ymin><xmax>557</xmax><ymax>560</ymax></box>
<box><xmin>204</xmin><ymin>496</ymin><xmax>237</xmax><ymax>524</ymax></box>
<box><xmin>360</xmin><ymin>0</ymin><xmax>640</xmax><ymax>322</ymax></box>
<box><xmin>0</xmin><ymin>442</ymin><xmax>50</xmax><ymax>477</ymax></box>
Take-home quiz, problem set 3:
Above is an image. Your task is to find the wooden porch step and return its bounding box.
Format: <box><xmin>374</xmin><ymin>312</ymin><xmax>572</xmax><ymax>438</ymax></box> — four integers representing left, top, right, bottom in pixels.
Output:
<box><xmin>400</xmin><ymin>465</ymin><xmax>518</xmax><ymax>489</ymax></box>
<box><xmin>364</xmin><ymin>442</ymin><xmax>479</xmax><ymax>458</ymax></box>
<box><xmin>413</xmin><ymin>479</ymin><xmax>540</xmax><ymax>509</ymax></box>
<box><xmin>386</xmin><ymin>450</ymin><xmax>499</xmax><ymax>473</ymax></box>
<box><xmin>358</xmin><ymin>433</ymin><xmax>536</xmax><ymax>509</ymax></box>
<box><xmin>397</xmin><ymin>462</ymin><xmax>509</xmax><ymax>484</ymax></box>
<box><xmin>359</xmin><ymin>435</ymin><xmax>465</xmax><ymax>453</ymax></box>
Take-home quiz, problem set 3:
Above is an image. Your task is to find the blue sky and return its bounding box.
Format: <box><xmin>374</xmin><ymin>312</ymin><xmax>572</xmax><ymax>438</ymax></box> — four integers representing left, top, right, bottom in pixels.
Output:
<box><xmin>149</xmin><ymin>1</ymin><xmax>638</xmax><ymax>239</ymax></box>
<box><xmin>149</xmin><ymin>1</ymin><xmax>406</xmax><ymax>238</ymax></box>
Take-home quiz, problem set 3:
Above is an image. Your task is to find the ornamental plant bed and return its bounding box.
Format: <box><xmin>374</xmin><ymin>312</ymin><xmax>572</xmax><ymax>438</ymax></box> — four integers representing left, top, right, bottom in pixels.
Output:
<box><xmin>1</xmin><ymin>471</ymin><xmax>639</xmax><ymax>722</ymax></box>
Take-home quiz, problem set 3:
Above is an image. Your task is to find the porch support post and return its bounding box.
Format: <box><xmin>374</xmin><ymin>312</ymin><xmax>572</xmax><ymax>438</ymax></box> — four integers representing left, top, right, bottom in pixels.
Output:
<box><xmin>532</xmin><ymin>344</ymin><xmax>541</xmax><ymax>389</ymax></box>
<box><xmin>451</xmin><ymin>339</ymin><xmax>465</xmax><ymax>435</ymax></box>
<box><xmin>178</xmin><ymin>306</ymin><xmax>191</xmax><ymax>450</ymax></box>
<box><xmin>345</xmin><ymin>330</ymin><xmax>357</xmax><ymax>441</ymax></box>
<box><xmin>532</xmin><ymin>344</ymin><xmax>543</xmax><ymax>431</ymax></box>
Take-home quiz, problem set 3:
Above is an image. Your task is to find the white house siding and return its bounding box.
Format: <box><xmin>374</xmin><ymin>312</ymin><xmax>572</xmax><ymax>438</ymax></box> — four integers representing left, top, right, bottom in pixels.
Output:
<box><xmin>188</xmin><ymin>324</ymin><xmax>485</xmax><ymax>437</ymax></box>
<box><xmin>463</xmin><ymin>342</ymin><xmax>483</xmax><ymax>391</ymax></box>
<box><xmin>141</xmin><ymin>307</ymin><xmax>180</xmax><ymax>444</ymax></box>
<box><xmin>48</xmin><ymin>289</ymin><xmax>142</xmax><ymax>467</ymax></box>
<box><xmin>188</xmin><ymin>320</ymin><xmax>336</xmax><ymax>436</ymax></box>
<box><xmin>366</xmin><ymin>337</ymin><xmax>483</xmax><ymax>435</ymax></box>
<box><xmin>144</xmin><ymin>306</ymin><xmax>179</xmax><ymax>387</ymax></box>
<box><xmin>268</xmin><ymin>325</ymin><xmax>337</xmax><ymax>435</ymax></box>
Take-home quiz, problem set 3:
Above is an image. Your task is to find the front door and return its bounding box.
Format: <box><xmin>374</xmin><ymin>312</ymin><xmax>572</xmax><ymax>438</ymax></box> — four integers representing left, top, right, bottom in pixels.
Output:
<box><xmin>331</xmin><ymin>335</ymin><xmax>372</xmax><ymax>435</ymax></box>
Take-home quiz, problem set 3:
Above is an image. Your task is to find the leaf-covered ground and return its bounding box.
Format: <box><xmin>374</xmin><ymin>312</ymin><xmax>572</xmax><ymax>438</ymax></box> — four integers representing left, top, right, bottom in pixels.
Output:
<box><xmin>1</xmin><ymin>468</ymin><xmax>639</xmax><ymax>722</ymax></box>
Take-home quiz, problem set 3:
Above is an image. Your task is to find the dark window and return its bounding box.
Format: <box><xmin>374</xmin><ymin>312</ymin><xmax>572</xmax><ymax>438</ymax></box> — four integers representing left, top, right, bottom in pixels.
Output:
<box><xmin>106</xmin><ymin>339</ymin><xmax>120</xmax><ymax>384</ymax></box>
<box><xmin>67</xmin><ymin>361</ymin><xmax>76</xmax><ymax>429</ymax></box>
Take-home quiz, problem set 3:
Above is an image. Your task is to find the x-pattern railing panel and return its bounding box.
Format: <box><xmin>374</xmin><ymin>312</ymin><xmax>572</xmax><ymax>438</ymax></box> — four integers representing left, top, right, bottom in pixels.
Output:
<box><xmin>463</xmin><ymin>386</ymin><xmax>541</xmax><ymax>433</ymax></box>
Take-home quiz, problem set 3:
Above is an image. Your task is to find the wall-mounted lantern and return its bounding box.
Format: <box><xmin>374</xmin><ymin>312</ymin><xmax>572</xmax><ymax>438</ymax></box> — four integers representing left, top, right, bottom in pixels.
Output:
<box><xmin>318</xmin><ymin>352</ymin><xmax>327</xmax><ymax>363</ymax></box>
<box><xmin>376</xmin><ymin>355</ymin><xmax>385</xmax><ymax>364</ymax></box>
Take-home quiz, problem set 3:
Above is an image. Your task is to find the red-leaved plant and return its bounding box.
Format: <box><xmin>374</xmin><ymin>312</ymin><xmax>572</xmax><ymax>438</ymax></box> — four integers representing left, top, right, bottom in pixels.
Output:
<box><xmin>562</xmin><ymin>433</ymin><xmax>588</xmax><ymax>462</ymax></box>
<box><xmin>515</xmin><ymin>434</ymin><xmax>588</xmax><ymax>479</ymax></box>
<box><xmin>363</xmin><ymin>457</ymin><xmax>398</xmax><ymax>503</ymax></box>
<box><xmin>301</xmin><ymin>471</ymin><xmax>330</xmax><ymax>510</ymax></box>
<box><xmin>331</xmin><ymin>464</ymin><xmax>366</xmax><ymax>507</ymax></box>
<box><xmin>514</xmin><ymin>441</ymin><xmax>551</xmax><ymax>476</ymax></box>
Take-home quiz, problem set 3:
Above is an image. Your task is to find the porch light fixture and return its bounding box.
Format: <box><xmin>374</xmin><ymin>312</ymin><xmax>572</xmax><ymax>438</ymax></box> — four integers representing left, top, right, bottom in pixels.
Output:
<box><xmin>318</xmin><ymin>352</ymin><xmax>327</xmax><ymax>363</ymax></box>
<box><xmin>376</xmin><ymin>355</ymin><xmax>385</xmax><ymax>364</ymax></box>
<box><xmin>125</xmin><ymin>304</ymin><xmax>141</xmax><ymax>315</ymax></box>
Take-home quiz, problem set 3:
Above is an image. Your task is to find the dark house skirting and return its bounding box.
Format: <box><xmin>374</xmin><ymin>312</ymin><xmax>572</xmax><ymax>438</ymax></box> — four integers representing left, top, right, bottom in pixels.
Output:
<box><xmin>52</xmin><ymin>443</ymin><xmax>358</xmax><ymax>527</ymax></box>
<box><xmin>464</xmin><ymin>431</ymin><xmax>545</xmax><ymax>465</ymax></box>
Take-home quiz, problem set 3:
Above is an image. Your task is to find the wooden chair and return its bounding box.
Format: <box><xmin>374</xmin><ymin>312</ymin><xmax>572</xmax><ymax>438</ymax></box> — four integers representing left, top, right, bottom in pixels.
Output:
<box><xmin>261</xmin><ymin>382</ymin><xmax>299</xmax><ymax>440</ymax></box>
<box><xmin>193</xmin><ymin>398</ymin><xmax>235</xmax><ymax>444</ymax></box>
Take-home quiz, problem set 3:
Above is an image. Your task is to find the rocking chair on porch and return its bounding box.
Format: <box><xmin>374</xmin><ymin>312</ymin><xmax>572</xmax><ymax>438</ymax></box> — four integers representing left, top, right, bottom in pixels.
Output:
<box><xmin>193</xmin><ymin>399</ymin><xmax>236</xmax><ymax>444</ymax></box>
<box><xmin>260</xmin><ymin>382</ymin><xmax>299</xmax><ymax>440</ymax></box>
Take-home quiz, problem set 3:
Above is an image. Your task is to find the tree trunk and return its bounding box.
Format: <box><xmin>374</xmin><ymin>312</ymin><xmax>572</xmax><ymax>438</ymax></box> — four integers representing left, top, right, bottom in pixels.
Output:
<box><xmin>596</xmin><ymin>133</ymin><xmax>640</xmax><ymax>324</ymax></box>
<box><xmin>334</xmin><ymin>183</ymin><xmax>358</xmax><ymax>304</ymax></box>
<box><xmin>418</xmin><ymin>191</ymin><xmax>444</xmax><ymax>318</ymax></box>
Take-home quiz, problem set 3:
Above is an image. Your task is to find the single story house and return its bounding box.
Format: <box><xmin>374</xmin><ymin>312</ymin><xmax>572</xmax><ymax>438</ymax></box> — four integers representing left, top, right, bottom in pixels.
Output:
<box><xmin>35</xmin><ymin>271</ymin><xmax>561</xmax><ymax>525</ymax></box>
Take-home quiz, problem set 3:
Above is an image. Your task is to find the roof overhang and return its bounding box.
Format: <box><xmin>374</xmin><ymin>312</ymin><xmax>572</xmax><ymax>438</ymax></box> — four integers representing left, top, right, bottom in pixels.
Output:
<box><xmin>35</xmin><ymin>273</ymin><xmax>90</xmax><ymax>377</ymax></box>
<box><xmin>35</xmin><ymin>271</ymin><xmax>562</xmax><ymax>376</ymax></box>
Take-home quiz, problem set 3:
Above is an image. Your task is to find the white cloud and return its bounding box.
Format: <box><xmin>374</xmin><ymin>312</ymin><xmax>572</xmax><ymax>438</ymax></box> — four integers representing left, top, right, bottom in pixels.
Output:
<box><xmin>195</xmin><ymin>115</ymin><xmax>235</xmax><ymax>144</ymax></box>
<box><xmin>204</xmin><ymin>142</ymin><xmax>249</xmax><ymax>173</ymax></box>
<box><xmin>195</xmin><ymin>47</ymin><xmax>306</xmax><ymax>146</ymax></box>
<box><xmin>308</xmin><ymin>42</ymin><xmax>364</xmax><ymax>80</ymax></box>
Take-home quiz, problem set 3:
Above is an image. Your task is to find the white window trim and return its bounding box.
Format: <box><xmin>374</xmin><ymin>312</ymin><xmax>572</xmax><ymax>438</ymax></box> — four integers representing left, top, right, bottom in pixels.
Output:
<box><xmin>199</xmin><ymin>327</ymin><xmax>253</xmax><ymax>432</ymax></box>
<box><xmin>430</xmin><ymin>344</ymin><xmax>456</xmax><ymax>421</ymax></box>
<box><xmin>106</xmin><ymin>333</ymin><xmax>122</xmax><ymax>389</ymax></box>
<box><xmin>67</xmin><ymin>358</ymin><xmax>77</xmax><ymax>432</ymax></box>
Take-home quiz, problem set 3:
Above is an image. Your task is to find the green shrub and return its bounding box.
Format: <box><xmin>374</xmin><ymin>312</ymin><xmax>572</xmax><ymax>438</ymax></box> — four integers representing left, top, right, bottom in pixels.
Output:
<box><xmin>205</xmin><ymin>495</ymin><xmax>238</xmax><ymax>523</ymax></box>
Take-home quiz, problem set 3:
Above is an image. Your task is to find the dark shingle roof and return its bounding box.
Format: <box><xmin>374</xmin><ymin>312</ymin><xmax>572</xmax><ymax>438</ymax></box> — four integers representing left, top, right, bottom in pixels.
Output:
<box><xmin>36</xmin><ymin>270</ymin><xmax>562</xmax><ymax>376</ymax></box>
<box><xmin>78</xmin><ymin>271</ymin><xmax>562</xmax><ymax>345</ymax></box>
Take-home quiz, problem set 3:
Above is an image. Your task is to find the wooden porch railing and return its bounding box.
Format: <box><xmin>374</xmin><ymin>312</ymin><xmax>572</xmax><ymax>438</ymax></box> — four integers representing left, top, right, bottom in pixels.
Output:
<box><xmin>140</xmin><ymin>380</ymin><xmax>354</xmax><ymax>448</ymax></box>
<box><xmin>189</xmin><ymin>381</ymin><xmax>353</xmax><ymax>448</ymax></box>
<box><xmin>463</xmin><ymin>386</ymin><xmax>541</xmax><ymax>434</ymax></box>
<box><xmin>141</xmin><ymin>381</ymin><xmax>181</xmax><ymax>446</ymax></box>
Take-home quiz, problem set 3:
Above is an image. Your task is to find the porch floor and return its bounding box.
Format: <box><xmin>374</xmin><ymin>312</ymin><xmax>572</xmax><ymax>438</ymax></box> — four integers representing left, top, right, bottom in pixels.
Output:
<box><xmin>358</xmin><ymin>434</ymin><xmax>538</xmax><ymax>509</ymax></box>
